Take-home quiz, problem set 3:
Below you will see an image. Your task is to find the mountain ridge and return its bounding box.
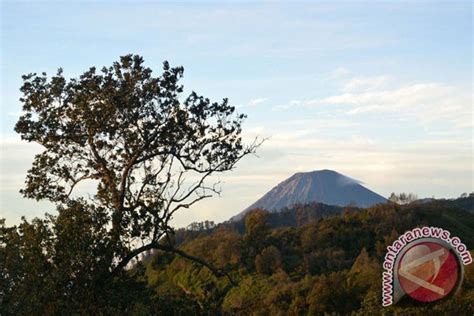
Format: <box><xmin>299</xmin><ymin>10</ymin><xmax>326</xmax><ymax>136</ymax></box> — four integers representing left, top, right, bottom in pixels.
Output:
<box><xmin>231</xmin><ymin>169</ymin><xmax>387</xmax><ymax>221</ymax></box>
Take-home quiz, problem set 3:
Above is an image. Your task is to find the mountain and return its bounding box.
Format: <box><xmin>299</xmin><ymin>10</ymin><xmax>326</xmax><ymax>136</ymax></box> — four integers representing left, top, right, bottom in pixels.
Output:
<box><xmin>231</xmin><ymin>169</ymin><xmax>387</xmax><ymax>221</ymax></box>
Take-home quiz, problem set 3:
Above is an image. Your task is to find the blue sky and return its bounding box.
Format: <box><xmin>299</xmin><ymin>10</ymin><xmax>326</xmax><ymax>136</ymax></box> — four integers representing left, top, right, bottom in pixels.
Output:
<box><xmin>1</xmin><ymin>0</ymin><xmax>472</xmax><ymax>226</ymax></box>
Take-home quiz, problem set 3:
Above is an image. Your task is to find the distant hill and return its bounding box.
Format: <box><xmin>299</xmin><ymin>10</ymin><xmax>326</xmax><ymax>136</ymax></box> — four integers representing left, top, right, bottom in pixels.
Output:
<box><xmin>231</xmin><ymin>169</ymin><xmax>387</xmax><ymax>221</ymax></box>
<box><xmin>227</xmin><ymin>202</ymin><xmax>346</xmax><ymax>234</ymax></box>
<box><xmin>173</xmin><ymin>196</ymin><xmax>474</xmax><ymax>247</ymax></box>
<box><xmin>436</xmin><ymin>196</ymin><xmax>474</xmax><ymax>213</ymax></box>
<box><xmin>411</xmin><ymin>196</ymin><xmax>473</xmax><ymax>213</ymax></box>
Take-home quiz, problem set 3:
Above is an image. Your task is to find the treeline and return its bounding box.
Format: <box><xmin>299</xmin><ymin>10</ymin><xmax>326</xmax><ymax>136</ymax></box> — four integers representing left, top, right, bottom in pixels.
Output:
<box><xmin>173</xmin><ymin>196</ymin><xmax>473</xmax><ymax>247</ymax></box>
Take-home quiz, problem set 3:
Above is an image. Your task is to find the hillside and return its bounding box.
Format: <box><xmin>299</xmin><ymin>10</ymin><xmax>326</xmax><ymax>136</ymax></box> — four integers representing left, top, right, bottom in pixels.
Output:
<box><xmin>142</xmin><ymin>198</ymin><xmax>474</xmax><ymax>314</ymax></box>
<box><xmin>232</xmin><ymin>170</ymin><xmax>387</xmax><ymax>221</ymax></box>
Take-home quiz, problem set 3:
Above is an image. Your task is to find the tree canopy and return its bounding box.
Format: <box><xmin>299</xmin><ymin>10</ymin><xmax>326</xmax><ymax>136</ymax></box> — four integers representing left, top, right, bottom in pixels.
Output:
<box><xmin>1</xmin><ymin>55</ymin><xmax>260</xmax><ymax>313</ymax></box>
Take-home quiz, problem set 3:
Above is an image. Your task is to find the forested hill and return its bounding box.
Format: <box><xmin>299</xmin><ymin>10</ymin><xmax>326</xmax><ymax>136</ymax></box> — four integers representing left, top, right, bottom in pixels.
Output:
<box><xmin>140</xmin><ymin>197</ymin><xmax>474</xmax><ymax>314</ymax></box>
<box><xmin>171</xmin><ymin>202</ymin><xmax>345</xmax><ymax>246</ymax></box>
<box><xmin>174</xmin><ymin>196</ymin><xmax>473</xmax><ymax>246</ymax></box>
<box><xmin>435</xmin><ymin>195</ymin><xmax>474</xmax><ymax>213</ymax></box>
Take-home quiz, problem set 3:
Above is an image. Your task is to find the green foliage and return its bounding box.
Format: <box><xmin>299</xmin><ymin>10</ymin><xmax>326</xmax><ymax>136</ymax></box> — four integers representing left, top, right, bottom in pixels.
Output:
<box><xmin>0</xmin><ymin>204</ymin><xmax>152</xmax><ymax>314</ymax></box>
<box><xmin>255</xmin><ymin>246</ymin><xmax>282</xmax><ymax>275</ymax></box>
<box><xmin>3</xmin><ymin>198</ymin><xmax>473</xmax><ymax>313</ymax></box>
<box><xmin>2</xmin><ymin>54</ymin><xmax>259</xmax><ymax>314</ymax></box>
<box><xmin>242</xmin><ymin>209</ymin><xmax>270</xmax><ymax>270</ymax></box>
<box><xmin>143</xmin><ymin>199</ymin><xmax>474</xmax><ymax>314</ymax></box>
<box><xmin>13</xmin><ymin>53</ymin><xmax>258</xmax><ymax>272</ymax></box>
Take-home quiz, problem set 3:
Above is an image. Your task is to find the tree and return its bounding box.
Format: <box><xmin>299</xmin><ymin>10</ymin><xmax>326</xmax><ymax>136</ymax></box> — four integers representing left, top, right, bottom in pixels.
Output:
<box><xmin>13</xmin><ymin>55</ymin><xmax>260</xmax><ymax>282</ymax></box>
<box><xmin>242</xmin><ymin>209</ymin><xmax>270</xmax><ymax>269</ymax></box>
<box><xmin>388</xmin><ymin>192</ymin><xmax>418</xmax><ymax>205</ymax></box>
<box><xmin>307</xmin><ymin>271</ymin><xmax>359</xmax><ymax>314</ymax></box>
<box><xmin>388</xmin><ymin>192</ymin><xmax>398</xmax><ymax>203</ymax></box>
<box><xmin>244</xmin><ymin>209</ymin><xmax>270</xmax><ymax>238</ymax></box>
<box><xmin>255</xmin><ymin>245</ymin><xmax>282</xmax><ymax>275</ymax></box>
<box><xmin>0</xmin><ymin>203</ymin><xmax>154</xmax><ymax>314</ymax></box>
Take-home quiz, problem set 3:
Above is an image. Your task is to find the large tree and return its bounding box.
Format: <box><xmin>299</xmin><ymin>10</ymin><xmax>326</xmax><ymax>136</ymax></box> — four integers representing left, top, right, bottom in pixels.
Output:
<box><xmin>13</xmin><ymin>54</ymin><xmax>259</xmax><ymax>280</ymax></box>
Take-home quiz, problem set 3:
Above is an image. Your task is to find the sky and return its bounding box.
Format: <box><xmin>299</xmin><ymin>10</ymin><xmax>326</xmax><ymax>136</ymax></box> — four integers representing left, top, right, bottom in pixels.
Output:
<box><xmin>1</xmin><ymin>0</ymin><xmax>472</xmax><ymax>227</ymax></box>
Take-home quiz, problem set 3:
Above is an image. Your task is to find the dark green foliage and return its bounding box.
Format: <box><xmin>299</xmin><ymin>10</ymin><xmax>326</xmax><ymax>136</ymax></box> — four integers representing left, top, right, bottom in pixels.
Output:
<box><xmin>255</xmin><ymin>245</ymin><xmax>282</xmax><ymax>275</ymax></box>
<box><xmin>0</xmin><ymin>205</ymin><xmax>153</xmax><ymax>314</ymax></box>
<box><xmin>227</xmin><ymin>202</ymin><xmax>345</xmax><ymax>234</ymax></box>
<box><xmin>2</xmin><ymin>55</ymin><xmax>259</xmax><ymax>314</ymax></box>
<box><xmin>14</xmin><ymin>54</ymin><xmax>257</xmax><ymax>262</ymax></box>
<box><xmin>435</xmin><ymin>195</ymin><xmax>474</xmax><ymax>213</ymax></box>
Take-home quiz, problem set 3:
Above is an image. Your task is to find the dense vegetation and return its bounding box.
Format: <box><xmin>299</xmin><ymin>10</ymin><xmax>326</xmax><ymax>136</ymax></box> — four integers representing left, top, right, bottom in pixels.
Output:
<box><xmin>142</xmin><ymin>198</ymin><xmax>474</xmax><ymax>314</ymax></box>
<box><xmin>11</xmin><ymin>52</ymin><xmax>258</xmax><ymax>290</ymax></box>
<box><xmin>2</xmin><ymin>198</ymin><xmax>473</xmax><ymax>314</ymax></box>
<box><xmin>1</xmin><ymin>55</ymin><xmax>259</xmax><ymax>315</ymax></box>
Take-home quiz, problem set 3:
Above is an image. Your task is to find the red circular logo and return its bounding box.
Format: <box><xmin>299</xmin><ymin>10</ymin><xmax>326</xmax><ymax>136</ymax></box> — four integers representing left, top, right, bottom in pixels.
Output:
<box><xmin>397</xmin><ymin>241</ymin><xmax>460</xmax><ymax>302</ymax></box>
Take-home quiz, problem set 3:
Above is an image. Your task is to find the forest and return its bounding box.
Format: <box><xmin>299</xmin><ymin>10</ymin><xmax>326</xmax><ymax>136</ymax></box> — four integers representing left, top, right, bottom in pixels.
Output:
<box><xmin>3</xmin><ymin>197</ymin><xmax>473</xmax><ymax>314</ymax></box>
<box><xmin>138</xmin><ymin>197</ymin><xmax>474</xmax><ymax>314</ymax></box>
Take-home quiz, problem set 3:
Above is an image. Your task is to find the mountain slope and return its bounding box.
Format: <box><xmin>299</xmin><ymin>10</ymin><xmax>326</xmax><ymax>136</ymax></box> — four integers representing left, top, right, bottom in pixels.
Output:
<box><xmin>232</xmin><ymin>169</ymin><xmax>387</xmax><ymax>221</ymax></box>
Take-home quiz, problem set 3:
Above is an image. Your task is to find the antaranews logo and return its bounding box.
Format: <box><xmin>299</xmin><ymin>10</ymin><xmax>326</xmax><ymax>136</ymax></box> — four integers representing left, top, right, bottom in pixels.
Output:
<box><xmin>382</xmin><ymin>226</ymin><xmax>472</xmax><ymax>306</ymax></box>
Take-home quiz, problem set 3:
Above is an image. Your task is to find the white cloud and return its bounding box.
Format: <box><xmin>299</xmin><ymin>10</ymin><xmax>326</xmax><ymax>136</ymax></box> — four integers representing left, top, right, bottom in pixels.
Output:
<box><xmin>273</xmin><ymin>98</ymin><xmax>328</xmax><ymax>110</ymax></box>
<box><xmin>342</xmin><ymin>75</ymin><xmax>389</xmax><ymax>92</ymax></box>
<box><xmin>236</xmin><ymin>97</ymin><xmax>268</xmax><ymax>108</ymax></box>
<box><xmin>327</xmin><ymin>82</ymin><xmax>471</xmax><ymax>131</ymax></box>
<box><xmin>331</xmin><ymin>66</ymin><xmax>350</xmax><ymax>78</ymax></box>
<box><xmin>275</xmin><ymin>77</ymin><xmax>472</xmax><ymax>132</ymax></box>
<box><xmin>320</xmin><ymin>83</ymin><xmax>443</xmax><ymax>107</ymax></box>
<box><xmin>248</xmin><ymin>97</ymin><xmax>268</xmax><ymax>107</ymax></box>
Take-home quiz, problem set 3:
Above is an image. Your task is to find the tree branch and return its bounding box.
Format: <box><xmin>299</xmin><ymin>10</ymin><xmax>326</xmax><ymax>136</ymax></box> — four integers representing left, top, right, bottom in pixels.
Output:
<box><xmin>109</xmin><ymin>242</ymin><xmax>237</xmax><ymax>286</ymax></box>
